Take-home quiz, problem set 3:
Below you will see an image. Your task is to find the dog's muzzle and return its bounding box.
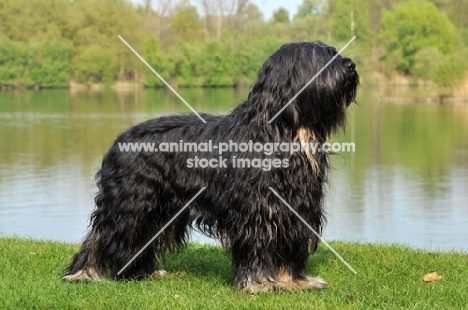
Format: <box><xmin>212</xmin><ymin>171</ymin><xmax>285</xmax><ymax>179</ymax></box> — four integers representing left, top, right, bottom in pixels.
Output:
<box><xmin>343</xmin><ymin>59</ymin><xmax>356</xmax><ymax>71</ymax></box>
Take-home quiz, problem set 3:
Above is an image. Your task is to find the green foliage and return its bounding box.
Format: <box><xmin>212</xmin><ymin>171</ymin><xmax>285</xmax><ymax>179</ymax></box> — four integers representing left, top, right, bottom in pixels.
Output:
<box><xmin>72</xmin><ymin>45</ymin><xmax>118</xmax><ymax>85</ymax></box>
<box><xmin>295</xmin><ymin>0</ymin><xmax>323</xmax><ymax>19</ymax></box>
<box><xmin>0</xmin><ymin>0</ymin><xmax>466</xmax><ymax>89</ymax></box>
<box><xmin>432</xmin><ymin>52</ymin><xmax>468</xmax><ymax>87</ymax></box>
<box><xmin>0</xmin><ymin>37</ymin><xmax>72</xmax><ymax>88</ymax></box>
<box><xmin>29</xmin><ymin>41</ymin><xmax>73</xmax><ymax>87</ymax></box>
<box><xmin>272</xmin><ymin>7</ymin><xmax>290</xmax><ymax>24</ymax></box>
<box><xmin>169</xmin><ymin>2</ymin><xmax>205</xmax><ymax>44</ymax></box>
<box><xmin>30</xmin><ymin>0</ymin><xmax>74</xmax><ymax>41</ymax></box>
<box><xmin>329</xmin><ymin>0</ymin><xmax>372</xmax><ymax>43</ymax></box>
<box><xmin>380</xmin><ymin>0</ymin><xmax>458</xmax><ymax>73</ymax></box>
<box><xmin>193</xmin><ymin>40</ymin><xmax>229</xmax><ymax>87</ymax></box>
<box><xmin>0</xmin><ymin>37</ymin><xmax>29</xmax><ymax>85</ymax></box>
<box><xmin>461</xmin><ymin>28</ymin><xmax>468</xmax><ymax>46</ymax></box>
<box><xmin>70</xmin><ymin>0</ymin><xmax>144</xmax><ymax>82</ymax></box>
<box><xmin>167</xmin><ymin>41</ymin><xmax>203</xmax><ymax>87</ymax></box>
<box><xmin>195</xmin><ymin>39</ymin><xmax>237</xmax><ymax>87</ymax></box>
<box><xmin>144</xmin><ymin>34</ymin><xmax>171</xmax><ymax>87</ymax></box>
<box><xmin>0</xmin><ymin>0</ymin><xmax>31</xmax><ymax>41</ymax></box>
<box><xmin>409</xmin><ymin>46</ymin><xmax>468</xmax><ymax>89</ymax></box>
<box><xmin>430</xmin><ymin>0</ymin><xmax>468</xmax><ymax>28</ymax></box>
<box><xmin>411</xmin><ymin>47</ymin><xmax>443</xmax><ymax>80</ymax></box>
<box><xmin>142</xmin><ymin>33</ymin><xmax>283</xmax><ymax>88</ymax></box>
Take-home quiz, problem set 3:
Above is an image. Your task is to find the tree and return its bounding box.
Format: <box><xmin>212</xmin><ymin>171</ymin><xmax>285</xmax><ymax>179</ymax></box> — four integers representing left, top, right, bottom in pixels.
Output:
<box><xmin>72</xmin><ymin>45</ymin><xmax>118</xmax><ymax>84</ymax></box>
<box><xmin>272</xmin><ymin>7</ymin><xmax>290</xmax><ymax>24</ymax></box>
<box><xmin>431</xmin><ymin>0</ymin><xmax>468</xmax><ymax>28</ymax></box>
<box><xmin>197</xmin><ymin>0</ymin><xmax>224</xmax><ymax>38</ymax></box>
<box><xmin>328</xmin><ymin>0</ymin><xmax>372</xmax><ymax>42</ymax></box>
<box><xmin>0</xmin><ymin>38</ymin><xmax>29</xmax><ymax>85</ymax></box>
<box><xmin>142</xmin><ymin>0</ymin><xmax>181</xmax><ymax>40</ymax></box>
<box><xmin>0</xmin><ymin>0</ymin><xmax>31</xmax><ymax>41</ymax></box>
<box><xmin>144</xmin><ymin>33</ymin><xmax>171</xmax><ymax>87</ymax></box>
<box><xmin>294</xmin><ymin>0</ymin><xmax>323</xmax><ymax>19</ymax></box>
<box><xmin>380</xmin><ymin>0</ymin><xmax>458</xmax><ymax>73</ymax></box>
<box><xmin>411</xmin><ymin>47</ymin><xmax>443</xmax><ymax>81</ymax></box>
<box><xmin>169</xmin><ymin>1</ymin><xmax>205</xmax><ymax>43</ymax></box>
<box><xmin>29</xmin><ymin>40</ymin><xmax>73</xmax><ymax>87</ymax></box>
<box><xmin>432</xmin><ymin>53</ymin><xmax>467</xmax><ymax>89</ymax></box>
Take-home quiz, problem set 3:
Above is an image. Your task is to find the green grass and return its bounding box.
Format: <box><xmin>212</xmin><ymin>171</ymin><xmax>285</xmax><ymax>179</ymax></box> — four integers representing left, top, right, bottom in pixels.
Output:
<box><xmin>1</xmin><ymin>237</ymin><xmax>467</xmax><ymax>309</ymax></box>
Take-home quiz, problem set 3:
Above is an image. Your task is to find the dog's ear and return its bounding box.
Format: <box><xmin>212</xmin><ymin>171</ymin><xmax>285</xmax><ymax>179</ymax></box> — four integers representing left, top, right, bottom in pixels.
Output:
<box><xmin>247</xmin><ymin>44</ymin><xmax>308</xmax><ymax>128</ymax></box>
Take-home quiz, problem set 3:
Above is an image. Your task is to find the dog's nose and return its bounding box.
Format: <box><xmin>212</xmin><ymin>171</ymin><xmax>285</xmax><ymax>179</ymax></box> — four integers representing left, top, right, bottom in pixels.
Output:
<box><xmin>344</xmin><ymin>60</ymin><xmax>355</xmax><ymax>71</ymax></box>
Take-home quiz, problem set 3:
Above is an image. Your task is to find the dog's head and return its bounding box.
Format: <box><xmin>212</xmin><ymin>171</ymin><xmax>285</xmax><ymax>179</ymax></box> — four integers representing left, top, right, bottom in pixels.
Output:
<box><xmin>248</xmin><ymin>42</ymin><xmax>359</xmax><ymax>136</ymax></box>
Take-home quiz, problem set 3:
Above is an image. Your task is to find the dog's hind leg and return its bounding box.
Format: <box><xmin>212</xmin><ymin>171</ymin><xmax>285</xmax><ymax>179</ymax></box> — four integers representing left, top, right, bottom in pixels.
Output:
<box><xmin>62</xmin><ymin>228</ymin><xmax>104</xmax><ymax>281</ymax></box>
<box><xmin>63</xmin><ymin>153</ymin><xmax>190</xmax><ymax>280</ymax></box>
<box><xmin>62</xmin><ymin>208</ymin><xmax>162</xmax><ymax>282</ymax></box>
<box><xmin>63</xmin><ymin>200</ymin><xmax>187</xmax><ymax>281</ymax></box>
<box><xmin>147</xmin><ymin>208</ymin><xmax>192</xmax><ymax>279</ymax></box>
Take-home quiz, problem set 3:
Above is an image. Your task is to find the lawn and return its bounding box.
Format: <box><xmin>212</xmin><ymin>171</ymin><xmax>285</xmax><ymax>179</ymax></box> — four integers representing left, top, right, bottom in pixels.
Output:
<box><xmin>1</xmin><ymin>237</ymin><xmax>467</xmax><ymax>309</ymax></box>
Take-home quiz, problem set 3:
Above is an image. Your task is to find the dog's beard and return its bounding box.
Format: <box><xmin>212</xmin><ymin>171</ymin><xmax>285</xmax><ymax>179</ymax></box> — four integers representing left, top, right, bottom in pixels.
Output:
<box><xmin>344</xmin><ymin>73</ymin><xmax>359</xmax><ymax>106</ymax></box>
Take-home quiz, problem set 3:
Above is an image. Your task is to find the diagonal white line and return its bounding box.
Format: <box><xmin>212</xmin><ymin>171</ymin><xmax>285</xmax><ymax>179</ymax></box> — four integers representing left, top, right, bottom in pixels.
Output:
<box><xmin>268</xmin><ymin>187</ymin><xmax>357</xmax><ymax>274</ymax></box>
<box><xmin>118</xmin><ymin>35</ymin><xmax>207</xmax><ymax>124</ymax></box>
<box><xmin>268</xmin><ymin>36</ymin><xmax>356</xmax><ymax>123</ymax></box>
<box><xmin>117</xmin><ymin>187</ymin><xmax>206</xmax><ymax>275</ymax></box>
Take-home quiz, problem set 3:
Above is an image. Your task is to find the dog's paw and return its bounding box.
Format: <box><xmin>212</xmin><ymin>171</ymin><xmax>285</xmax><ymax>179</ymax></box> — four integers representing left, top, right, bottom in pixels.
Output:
<box><xmin>150</xmin><ymin>269</ymin><xmax>168</xmax><ymax>278</ymax></box>
<box><xmin>294</xmin><ymin>275</ymin><xmax>327</xmax><ymax>290</ymax></box>
<box><xmin>241</xmin><ymin>281</ymin><xmax>290</xmax><ymax>293</ymax></box>
<box><xmin>62</xmin><ymin>268</ymin><xmax>101</xmax><ymax>282</ymax></box>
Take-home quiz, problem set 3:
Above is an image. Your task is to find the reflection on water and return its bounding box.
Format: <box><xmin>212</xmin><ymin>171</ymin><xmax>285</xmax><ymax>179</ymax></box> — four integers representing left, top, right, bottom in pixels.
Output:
<box><xmin>0</xmin><ymin>87</ymin><xmax>467</xmax><ymax>251</ymax></box>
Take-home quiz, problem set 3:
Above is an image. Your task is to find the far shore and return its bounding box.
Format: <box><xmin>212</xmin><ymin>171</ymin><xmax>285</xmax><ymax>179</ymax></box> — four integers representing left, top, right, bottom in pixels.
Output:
<box><xmin>379</xmin><ymin>97</ymin><xmax>468</xmax><ymax>103</ymax></box>
<box><xmin>1</xmin><ymin>80</ymin><xmax>468</xmax><ymax>101</ymax></box>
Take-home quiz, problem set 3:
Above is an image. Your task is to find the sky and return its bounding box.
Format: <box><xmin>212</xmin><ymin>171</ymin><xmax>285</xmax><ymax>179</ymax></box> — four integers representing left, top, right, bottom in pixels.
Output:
<box><xmin>251</xmin><ymin>0</ymin><xmax>303</xmax><ymax>19</ymax></box>
<box><xmin>134</xmin><ymin>0</ymin><xmax>305</xmax><ymax>20</ymax></box>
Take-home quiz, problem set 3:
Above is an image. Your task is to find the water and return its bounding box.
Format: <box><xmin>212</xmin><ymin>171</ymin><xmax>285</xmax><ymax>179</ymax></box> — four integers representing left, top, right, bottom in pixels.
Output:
<box><xmin>0</xmin><ymin>87</ymin><xmax>467</xmax><ymax>251</ymax></box>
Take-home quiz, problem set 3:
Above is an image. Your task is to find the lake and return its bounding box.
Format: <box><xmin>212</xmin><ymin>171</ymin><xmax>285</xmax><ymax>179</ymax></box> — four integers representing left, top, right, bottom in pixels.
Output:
<box><xmin>0</xmin><ymin>87</ymin><xmax>467</xmax><ymax>252</ymax></box>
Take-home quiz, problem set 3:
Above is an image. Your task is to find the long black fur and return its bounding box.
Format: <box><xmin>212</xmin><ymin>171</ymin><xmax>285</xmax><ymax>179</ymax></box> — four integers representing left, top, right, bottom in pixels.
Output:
<box><xmin>64</xmin><ymin>41</ymin><xmax>359</xmax><ymax>292</ymax></box>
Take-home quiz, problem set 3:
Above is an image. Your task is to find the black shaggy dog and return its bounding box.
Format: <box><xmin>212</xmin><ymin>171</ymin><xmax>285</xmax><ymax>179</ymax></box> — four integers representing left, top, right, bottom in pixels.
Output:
<box><xmin>63</xmin><ymin>42</ymin><xmax>359</xmax><ymax>293</ymax></box>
